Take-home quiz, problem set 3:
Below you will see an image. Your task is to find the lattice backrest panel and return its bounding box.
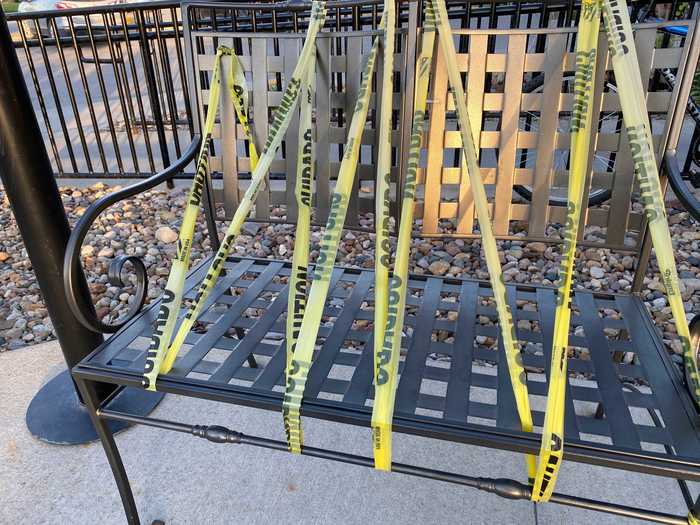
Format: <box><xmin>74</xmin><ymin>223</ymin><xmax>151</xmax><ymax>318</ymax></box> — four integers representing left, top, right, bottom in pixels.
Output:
<box><xmin>417</xmin><ymin>23</ymin><xmax>692</xmax><ymax>250</ymax></box>
<box><xmin>189</xmin><ymin>27</ymin><xmax>409</xmax><ymax>230</ymax></box>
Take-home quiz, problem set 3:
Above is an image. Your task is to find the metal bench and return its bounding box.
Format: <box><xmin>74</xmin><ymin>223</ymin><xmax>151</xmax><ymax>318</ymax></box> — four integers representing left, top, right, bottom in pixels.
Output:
<box><xmin>64</xmin><ymin>1</ymin><xmax>700</xmax><ymax>523</ymax></box>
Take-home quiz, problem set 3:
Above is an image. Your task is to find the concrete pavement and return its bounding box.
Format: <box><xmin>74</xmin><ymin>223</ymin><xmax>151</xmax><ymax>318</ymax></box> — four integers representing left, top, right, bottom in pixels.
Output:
<box><xmin>0</xmin><ymin>341</ymin><xmax>695</xmax><ymax>524</ymax></box>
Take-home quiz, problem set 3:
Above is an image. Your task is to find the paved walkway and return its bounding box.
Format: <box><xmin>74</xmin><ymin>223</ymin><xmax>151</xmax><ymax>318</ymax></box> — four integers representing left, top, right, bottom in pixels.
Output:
<box><xmin>0</xmin><ymin>341</ymin><xmax>693</xmax><ymax>524</ymax></box>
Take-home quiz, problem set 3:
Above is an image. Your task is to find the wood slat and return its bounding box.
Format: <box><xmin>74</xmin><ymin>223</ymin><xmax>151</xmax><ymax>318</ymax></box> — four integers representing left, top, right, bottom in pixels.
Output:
<box><xmin>220</xmin><ymin>47</ymin><xmax>241</xmax><ymax>215</ymax></box>
<box><xmin>345</xmin><ymin>36</ymin><xmax>363</xmax><ymax>228</ymax></box>
<box><xmin>606</xmin><ymin>29</ymin><xmax>656</xmax><ymax>246</ymax></box>
<box><xmin>460</xmin><ymin>34</ymin><xmax>487</xmax><ymax>235</ymax></box>
<box><xmin>528</xmin><ymin>33</ymin><xmax>566</xmax><ymax>237</ymax></box>
<box><xmin>251</xmin><ymin>38</ymin><xmax>270</xmax><ymax>220</ymax></box>
<box><xmin>422</xmin><ymin>45</ymin><xmax>448</xmax><ymax>234</ymax></box>
<box><xmin>494</xmin><ymin>34</ymin><xmax>526</xmax><ymax>235</ymax></box>
<box><xmin>284</xmin><ymin>41</ymin><xmax>301</xmax><ymax>222</ymax></box>
<box><xmin>315</xmin><ymin>37</ymin><xmax>332</xmax><ymax>223</ymax></box>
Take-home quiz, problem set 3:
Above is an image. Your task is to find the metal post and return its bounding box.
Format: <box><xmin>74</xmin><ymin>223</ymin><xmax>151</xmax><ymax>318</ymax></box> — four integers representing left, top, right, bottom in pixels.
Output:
<box><xmin>0</xmin><ymin>9</ymin><xmax>162</xmax><ymax>444</ymax></box>
<box><xmin>137</xmin><ymin>10</ymin><xmax>173</xmax><ymax>188</ymax></box>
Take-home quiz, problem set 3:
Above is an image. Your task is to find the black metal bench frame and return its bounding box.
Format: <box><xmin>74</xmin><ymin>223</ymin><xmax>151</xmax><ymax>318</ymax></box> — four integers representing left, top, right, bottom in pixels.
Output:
<box><xmin>63</xmin><ymin>1</ymin><xmax>700</xmax><ymax>523</ymax></box>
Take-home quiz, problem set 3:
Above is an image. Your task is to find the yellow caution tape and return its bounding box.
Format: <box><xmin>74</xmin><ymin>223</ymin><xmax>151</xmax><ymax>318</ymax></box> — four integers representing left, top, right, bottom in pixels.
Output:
<box><xmin>160</xmin><ymin>1</ymin><xmax>327</xmax><ymax>374</ymax></box>
<box><xmin>283</xmin><ymin>18</ymin><xmax>383</xmax><ymax>454</ymax></box>
<box><xmin>283</xmin><ymin>59</ymin><xmax>316</xmax><ymax>441</ymax></box>
<box><xmin>370</xmin><ymin>0</ymin><xmax>396</xmax><ymax>470</ymax></box>
<box><xmin>531</xmin><ymin>0</ymin><xmax>601</xmax><ymax>502</ymax></box>
<box><xmin>600</xmin><ymin>0</ymin><xmax>700</xmax><ymax>403</ymax></box>
<box><xmin>143</xmin><ymin>45</ymin><xmax>258</xmax><ymax>389</ymax></box>
<box><xmin>429</xmin><ymin>0</ymin><xmax>536</xmax><ymax>479</ymax></box>
<box><xmin>222</xmin><ymin>46</ymin><xmax>259</xmax><ymax>171</ymax></box>
<box><xmin>142</xmin><ymin>47</ymin><xmax>227</xmax><ymax>390</ymax></box>
<box><xmin>371</xmin><ymin>0</ymin><xmax>432</xmax><ymax>471</ymax></box>
<box><xmin>145</xmin><ymin>2</ymin><xmax>328</xmax><ymax>385</ymax></box>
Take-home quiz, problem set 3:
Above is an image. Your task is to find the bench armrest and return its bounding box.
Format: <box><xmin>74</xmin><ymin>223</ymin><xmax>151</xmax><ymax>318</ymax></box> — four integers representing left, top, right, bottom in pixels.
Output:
<box><xmin>664</xmin><ymin>150</ymin><xmax>700</xmax><ymax>223</ymax></box>
<box><xmin>63</xmin><ymin>136</ymin><xmax>201</xmax><ymax>334</ymax></box>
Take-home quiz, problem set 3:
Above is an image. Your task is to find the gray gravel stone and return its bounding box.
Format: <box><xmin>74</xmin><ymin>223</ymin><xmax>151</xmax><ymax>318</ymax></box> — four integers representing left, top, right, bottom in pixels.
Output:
<box><xmin>589</xmin><ymin>266</ymin><xmax>606</xmax><ymax>279</ymax></box>
<box><xmin>1</xmin><ymin>183</ymin><xmax>698</xmax><ymax>355</ymax></box>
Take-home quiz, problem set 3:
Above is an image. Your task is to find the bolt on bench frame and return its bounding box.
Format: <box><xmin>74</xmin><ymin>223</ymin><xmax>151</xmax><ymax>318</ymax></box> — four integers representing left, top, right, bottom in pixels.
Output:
<box><xmin>64</xmin><ymin>1</ymin><xmax>700</xmax><ymax>523</ymax></box>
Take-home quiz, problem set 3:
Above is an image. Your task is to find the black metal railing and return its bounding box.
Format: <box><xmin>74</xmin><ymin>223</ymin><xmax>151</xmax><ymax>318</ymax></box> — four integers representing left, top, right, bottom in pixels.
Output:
<box><xmin>7</xmin><ymin>0</ymin><xmax>699</xmax><ymax>180</ymax></box>
<box><xmin>7</xmin><ymin>1</ymin><xmax>191</xmax><ymax>179</ymax></box>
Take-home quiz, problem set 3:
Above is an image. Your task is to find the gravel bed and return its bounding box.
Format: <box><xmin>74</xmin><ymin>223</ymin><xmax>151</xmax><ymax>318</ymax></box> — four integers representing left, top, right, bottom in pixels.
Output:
<box><xmin>0</xmin><ymin>183</ymin><xmax>698</xmax><ymax>365</ymax></box>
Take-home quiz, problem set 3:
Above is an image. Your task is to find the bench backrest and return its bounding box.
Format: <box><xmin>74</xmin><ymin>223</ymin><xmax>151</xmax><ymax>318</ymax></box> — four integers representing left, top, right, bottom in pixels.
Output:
<box><xmin>183</xmin><ymin>0</ymin><xmax>699</xmax><ymax>253</ymax></box>
<box><xmin>184</xmin><ymin>0</ymin><xmax>415</xmax><ymax>229</ymax></box>
<box><xmin>418</xmin><ymin>21</ymin><xmax>696</xmax><ymax>251</ymax></box>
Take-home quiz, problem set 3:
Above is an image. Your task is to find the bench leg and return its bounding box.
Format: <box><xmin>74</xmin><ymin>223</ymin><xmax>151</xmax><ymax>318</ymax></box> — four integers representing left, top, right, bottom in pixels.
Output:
<box><xmin>74</xmin><ymin>376</ymin><xmax>140</xmax><ymax>525</ymax></box>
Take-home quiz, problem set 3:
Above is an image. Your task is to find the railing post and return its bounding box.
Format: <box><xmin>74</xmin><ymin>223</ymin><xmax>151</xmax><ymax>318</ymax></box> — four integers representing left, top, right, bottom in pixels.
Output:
<box><xmin>137</xmin><ymin>9</ymin><xmax>174</xmax><ymax>188</ymax></box>
<box><xmin>0</xmin><ymin>9</ymin><xmax>162</xmax><ymax>444</ymax></box>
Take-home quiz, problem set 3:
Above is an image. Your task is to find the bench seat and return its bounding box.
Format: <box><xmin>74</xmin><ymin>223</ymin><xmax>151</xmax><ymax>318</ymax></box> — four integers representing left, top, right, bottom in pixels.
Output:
<box><xmin>73</xmin><ymin>256</ymin><xmax>700</xmax><ymax>481</ymax></box>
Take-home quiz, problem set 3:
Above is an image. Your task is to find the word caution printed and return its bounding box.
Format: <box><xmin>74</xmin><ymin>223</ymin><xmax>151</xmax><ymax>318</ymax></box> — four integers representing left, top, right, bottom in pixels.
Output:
<box><xmin>371</xmin><ymin>0</ymin><xmax>396</xmax><ymax>469</ymax></box>
<box><xmin>531</xmin><ymin>0</ymin><xmax>601</xmax><ymax>502</ymax></box>
<box><xmin>284</xmin><ymin>16</ymin><xmax>383</xmax><ymax>454</ymax></box>
<box><xmin>284</xmin><ymin>60</ymin><xmax>316</xmax><ymax>449</ymax></box>
<box><xmin>371</xmin><ymin>0</ymin><xmax>434</xmax><ymax>470</ymax></box>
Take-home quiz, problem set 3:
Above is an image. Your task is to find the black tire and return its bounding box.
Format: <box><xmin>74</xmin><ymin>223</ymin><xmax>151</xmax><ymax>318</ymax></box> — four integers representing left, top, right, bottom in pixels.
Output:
<box><xmin>512</xmin><ymin>184</ymin><xmax>613</xmax><ymax>207</ymax></box>
<box><xmin>685</xmin><ymin>315</ymin><xmax>700</xmax><ymax>408</ymax></box>
<box><xmin>692</xmin><ymin>130</ymin><xmax>700</xmax><ymax>168</ymax></box>
<box><xmin>667</xmin><ymin>141</ymin><xmax>700</xmax><ymax>222</ymax></box>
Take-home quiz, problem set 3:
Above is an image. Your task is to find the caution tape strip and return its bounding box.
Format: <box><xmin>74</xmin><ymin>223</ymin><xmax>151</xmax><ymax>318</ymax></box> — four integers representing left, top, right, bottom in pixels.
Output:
<box><xmin>370</xmin><ymin>0</ymin><xmax>397</xmax><ymax>471</ymax></box>
<box><xmin>285</xmin><ymin>59</ymin><xmax>315</xmax><ymax>409</ymax></box>
<box><xmin>144</xmin><ymin>46</ymin><xmax>257</xmax><ymax>389</ymax></box>
<box><xmin>600</xmin><ymin>0</ymin><xmax>700</xmax><ymax>404</ymax></box>
<box><xmin>222</xmin><ymin>46</ymin><xmax>259</xmax><ymax>171</ymax></box>
<box><xmin>429</xmin><ymin>0</ymin><xmax>536</xmax><ymax>479</ymax></box>
<box><xmin>142</xmin><ymin>47</ymin><xmax>226</xmax><ymax>390</ymax></box>
<box><xmin>531</xmin><ymin>0</ymin><xmax>601</xmax><ymax>502</ymax></box>
<box><xmin>283</xmin><ymin>17</ymin><xmax>384</xmax><ymax>454</ymax></box>
<box><xmin>371</xmin><ymin>0</ymin><xmax>431</xmax><ymax>472</ymax></box>
<box><xmin>144</xmin><ymin>1</ymin><xmax>328</xmax><ymax>386</ymax></box>
<box><xmin>160</xmin><ymin>1</ymin><xmax>327</xmax><ymax>374</ymax></box>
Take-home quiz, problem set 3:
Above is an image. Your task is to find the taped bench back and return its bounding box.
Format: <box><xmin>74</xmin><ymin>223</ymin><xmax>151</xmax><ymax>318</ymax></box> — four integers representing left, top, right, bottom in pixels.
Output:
<box><xmin>416</xmin><ymin>22</ymin><xmax>697</xmax><ymax>250</ymax></box>
<box><xmin>183</xmin><ymin>1</ymin><xmax>698</xmax><ymax>251</ymax></box>
<box><xmin>183</xmin><ymin>0</ymin><xmax>414</xmax><ymax>230</ymax></box>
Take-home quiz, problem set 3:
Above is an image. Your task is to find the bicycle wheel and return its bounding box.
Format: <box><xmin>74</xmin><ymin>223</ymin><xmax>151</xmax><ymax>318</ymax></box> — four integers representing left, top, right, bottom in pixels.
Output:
<box><xmin>514</xmin><ymin>74</ymin><xmax>616</xmax><ymax>207</ymax></box>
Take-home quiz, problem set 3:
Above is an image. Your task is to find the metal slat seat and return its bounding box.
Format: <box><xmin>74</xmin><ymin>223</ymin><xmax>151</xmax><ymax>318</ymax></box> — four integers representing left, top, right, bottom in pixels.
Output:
<box><xmin>76</xmin><ymin>255</ymin><xmax>700</xmax><ymax>481</ymax></box>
